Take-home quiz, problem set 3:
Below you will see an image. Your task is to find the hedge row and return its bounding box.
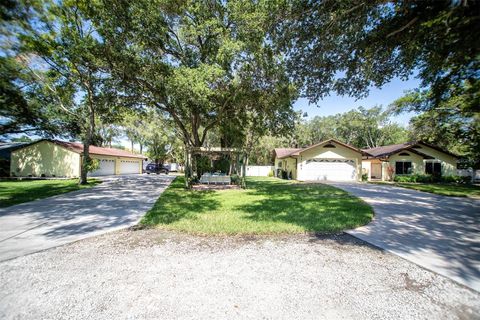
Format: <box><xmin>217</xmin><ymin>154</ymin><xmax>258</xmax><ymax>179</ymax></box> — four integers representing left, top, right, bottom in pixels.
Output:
<box><xmin>393</xmin><ymin>174</ymin><xmax>471</xmax><ymax>184</ymax></box>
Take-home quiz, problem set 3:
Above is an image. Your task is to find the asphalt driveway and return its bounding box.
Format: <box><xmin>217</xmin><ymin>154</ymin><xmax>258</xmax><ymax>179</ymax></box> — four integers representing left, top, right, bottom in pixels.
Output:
<box><xmin>0</xmin><ymin>174</ymin><xmax>174</xmax><ymax>262</ymax></box>
<box><xmin>329</xmin><ymin>182</ymin><xmax>480</xmax><ymax>292</ymax></box>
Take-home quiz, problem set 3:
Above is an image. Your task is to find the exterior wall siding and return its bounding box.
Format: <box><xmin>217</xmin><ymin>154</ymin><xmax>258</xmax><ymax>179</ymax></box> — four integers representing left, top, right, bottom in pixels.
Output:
<box><xmin>10</xmin><ymin>141</ymin><xmax>144</xmax><ymax>178</ymax></box>
<box><xmin>374</xmin><ymin>144</ymin><xmax>458</xmax><ymax>181</ymax></box>
<box><xmin>362</xmin><ymin>159</ymin><xmax>383</xmax><ymax>180</ymax></box>
<box><xmin>10</xmin><ymin>141</ymin><xmax>80</xmax><ymax>177</ymax></box>
<box><xmin>274</xmin><ymin>157</ymin><xmax>297</xmax><ymax>179</ymax></box>
<box><xmin>388</xmin><ymin>152</ymin><xmax>424</xmax><ymax>175</ymax></box>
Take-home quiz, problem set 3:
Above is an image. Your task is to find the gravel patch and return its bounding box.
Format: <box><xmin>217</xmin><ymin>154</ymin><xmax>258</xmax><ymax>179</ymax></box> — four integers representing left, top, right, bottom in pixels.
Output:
<box><xmin>0</xmin><ymin>229</ymin><xmax>479</xmax><ymax>320</ymax></box>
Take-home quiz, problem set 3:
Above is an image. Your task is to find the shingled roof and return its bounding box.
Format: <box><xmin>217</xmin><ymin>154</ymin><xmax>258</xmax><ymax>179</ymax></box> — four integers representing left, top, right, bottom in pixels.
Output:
<box><xmin>362</xmin><ymin>141</ymin><xmax>458</xmax><ymax>158</ymax></box>
<box><xmin>362</xmin><ymin>143</ymin><xmax>411</xmax><ymax>158</ymax></box>
<box><xmin>274</xmin><ymin>148</ymin><xmax>302</xmax><ymax>158</ymax></box>
<box><xmin>23</xmin><ymin>139</ymin><xmax>147</xmax><ymax>159</ymax></box>
<box><xmin>274</xmin><ymin>139</ymin><xmax>363</xmax><ymax>159</ymax></box>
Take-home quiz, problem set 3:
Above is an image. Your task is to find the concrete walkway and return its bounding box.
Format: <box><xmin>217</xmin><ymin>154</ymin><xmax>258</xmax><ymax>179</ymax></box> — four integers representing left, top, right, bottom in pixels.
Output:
<box><xmin>0</xmin><ymin>174</ymin><xmax>174</xmax><ymax>262</ymax></box>
<box><xmin>329</xmin><ymin>182</ymin><xmax>480</xmax><ymax>292</ymax></box>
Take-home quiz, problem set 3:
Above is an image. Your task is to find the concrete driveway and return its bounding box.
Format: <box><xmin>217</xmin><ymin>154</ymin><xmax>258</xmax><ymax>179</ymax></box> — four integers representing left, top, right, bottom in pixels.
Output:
<box><xmin>329</xmin><ymin>182</ymin><xmax>480</xmax><ymax>292</ymax></box>
<box><xmin>0</xmin><ymin>174</ymin><xmax>174</xmax><ymax>262</ymax></box>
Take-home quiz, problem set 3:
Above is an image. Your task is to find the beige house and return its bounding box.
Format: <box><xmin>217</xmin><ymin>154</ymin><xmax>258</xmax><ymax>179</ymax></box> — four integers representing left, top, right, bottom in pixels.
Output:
<box><xmin>274</xmin><ymin>139</ymin><xmax>458</xmax><ymax>182</ymax></box>
<box><xmin>362</xmin><ymin>142</ymin><xmax>458</xmax><ymax>181</ymax></box>
<box><xmin>10</xmin><ymin>139</ymin><xmax>146</xmax><ymax>178</ymax></box>
<box><xmin>274</xmin><ymin>139</ymin><xmax>364</xmax><ymax>181</ymax></box>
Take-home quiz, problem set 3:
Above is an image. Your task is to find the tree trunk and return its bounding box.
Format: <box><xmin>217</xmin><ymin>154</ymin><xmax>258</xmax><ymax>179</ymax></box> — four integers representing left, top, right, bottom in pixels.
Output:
<box><xmin>79</xmin><ymin>77</ymin><xmax>96</xmax><ymax>185</ymax></box>
<box><xmin>80</xmin><ymin>139</ymin><xmax>90</xmax><ymax>185</ymax></box>
<box><xmin>184</xmin><ymin>146</ymin><xmax>191</xmax><ymax>189</ymax></box>
<box><xmin>139</xmin><ymin>143</ymin><xmax>143</xmax><ymax>154</ymax></box>
<box><xmin>241</xmin><ymin>153</ymin><xmax>247</xmax><ymax>188</ymax></box>
<box><xmin>131</xmin><ymin>140</ymin><xmax>134</xmax><ymax>153</ymax></box>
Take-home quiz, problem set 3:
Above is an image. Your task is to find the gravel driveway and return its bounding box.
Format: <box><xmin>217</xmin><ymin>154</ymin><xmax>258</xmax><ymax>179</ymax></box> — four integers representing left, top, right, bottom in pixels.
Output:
<box><xmin>1</xmin><ymin>229</ymin><xmax>478</xmax><ymax>320</ymax></box>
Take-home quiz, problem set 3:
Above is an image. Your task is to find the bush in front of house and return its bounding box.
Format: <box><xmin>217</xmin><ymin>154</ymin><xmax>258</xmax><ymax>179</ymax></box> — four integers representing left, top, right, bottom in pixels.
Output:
<box><xmin>440</xmin><ymin>175</ymin><xmax>471</xmax><ymax>184</ymax></box>
<box><xmin>394</xmin><ymin>174</ymin><xmax>471</xmax><ymax>184</ymax></box>
<box><xmin>361</xmin><ymin>173</ymin><xmax>368</xmax><ymax>181</ymax></box>
<box><xmin>394</xmin><ymin>174</ymin><xmax>434</xmax><ymax>183</ymax></box>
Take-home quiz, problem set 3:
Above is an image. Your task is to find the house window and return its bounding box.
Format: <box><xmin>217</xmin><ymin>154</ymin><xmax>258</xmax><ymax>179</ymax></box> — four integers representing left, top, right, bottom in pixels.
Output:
<box><xmin>323</xmin><ymin>143</ymin><xmax>336</xmax><ymax>148</ymax></box>
<box><xmin>425</xmin><ymin>162</ymin><xmax>441</xmax><ymax>175</ymax></box>
<box><xmin>278</xmin><ymin>161</ymin><xmax>283</xmax><ymax>168</ymax></box>
<box><xmin>398</xmin><ymin>152</ymin><xmax>410</xmax><ymax>156</ymax></box>
<box><xmin>395</xmin><ymin>161</ymin><xmax>412</xmax><ymax>175</ymax></box>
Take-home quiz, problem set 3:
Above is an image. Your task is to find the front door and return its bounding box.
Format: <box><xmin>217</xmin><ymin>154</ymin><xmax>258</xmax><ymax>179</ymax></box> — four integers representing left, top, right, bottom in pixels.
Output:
<box><xmin>371</xmin><ymin>163</ymin><xmax>382</xmax><ymax>179</ymax></box>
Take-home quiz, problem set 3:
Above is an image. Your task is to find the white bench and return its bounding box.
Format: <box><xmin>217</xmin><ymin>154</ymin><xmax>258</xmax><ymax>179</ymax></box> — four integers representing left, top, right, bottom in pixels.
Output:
<box><xmin>199</xmin><ymin>174</ymin><xmax>231</xmax><ymax>185</ymax></box>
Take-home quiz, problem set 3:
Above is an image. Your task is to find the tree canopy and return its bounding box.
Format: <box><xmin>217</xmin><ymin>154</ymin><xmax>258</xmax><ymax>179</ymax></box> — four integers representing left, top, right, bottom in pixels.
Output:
<box><xmin>274</xmin><ymin>0</ymin><xmax>480</xmax><ymax>111</ymax></box>
<box><xmin>1</xmin><ymin>0</ymin><xmax>478</xmax><ymax>173</ymax></box>
<box><xmin>92</xmin><ymin>0</ymin><xmax>296</xmax><ymax>149</ymax></box>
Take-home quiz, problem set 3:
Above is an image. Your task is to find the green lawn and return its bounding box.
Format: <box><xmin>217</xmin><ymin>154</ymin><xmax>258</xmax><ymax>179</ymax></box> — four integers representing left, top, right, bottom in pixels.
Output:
<box><xmin>0</xmin><ymin>179</ymin><xmax>101</xmax><ymax>208</ymax></box>
<box><xmin>141</xmin><ymin>177</ymin><xmax>373</xmax><ymax>235</ymax></box>
<box><xmin>374</xmin><ymin>182</ymin><xmax>480</xmax><ymax>198</ymax></box>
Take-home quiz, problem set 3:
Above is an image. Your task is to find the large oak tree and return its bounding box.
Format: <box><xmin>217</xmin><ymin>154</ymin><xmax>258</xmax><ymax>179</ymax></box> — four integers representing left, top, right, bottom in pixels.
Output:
<box><xmin>274</xmin><ymin>0</ymin><xmax>480</xmax><ymax>111</ymax></box>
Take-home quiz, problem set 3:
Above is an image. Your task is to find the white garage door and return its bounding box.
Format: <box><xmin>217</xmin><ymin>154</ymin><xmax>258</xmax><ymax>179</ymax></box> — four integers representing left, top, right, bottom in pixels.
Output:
<box><xmin>119</xmin><ymin>159</ymin><xmax>140</xmax><ymax>175</ymax></box>
<box><xmin>302</xmin><ymin>159</ymin><xmax>356</xmax><ymax>181</ymax></box>
<box><xmin>89</xmin><ymin>159</ymin><xmax>115</xmax><ymax>176</ymax></box>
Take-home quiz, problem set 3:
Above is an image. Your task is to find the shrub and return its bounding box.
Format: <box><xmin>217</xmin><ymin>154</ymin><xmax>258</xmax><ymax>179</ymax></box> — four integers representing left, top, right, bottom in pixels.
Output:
<box><xmin>267</xmin><ymin>170</ymin><xmax>274</xmax><ymax>177</ymax></box>
<box><xmin>394</xmin><ymin>175</ymin><xmax>412</xmax><ymax>183</ymax></box>
<box><xmin>441</xmin><ymin>175</ymin><xmax>471</xmax><ymax>184</ymax></box>
<box><xmin>361</xmin><ymin>173</ymin><xmax>368</xmax><ymax>181</ymax></box>
<box><xmin>394</xmin><ymin>174</ymin><xmax>433</xmax><ymax>183</ymax></box>
<box><xmin>386</xmin><ymin>165</ymin><xmax>395</xmax><ymax>181</ymax></box>
<box><xmin>393</xmin><ymin>174</ymin><xmax>471</xmax><ymax>184</ymax></box>
<box><xmin>415</xmin><ymin>174</ymin><xmax>435</xmax><ymax>183</ymax></box>
<box><xmin>231</xmin><ymin>174</ymin><xmax>240</xmax><ymax>185</ymax></box>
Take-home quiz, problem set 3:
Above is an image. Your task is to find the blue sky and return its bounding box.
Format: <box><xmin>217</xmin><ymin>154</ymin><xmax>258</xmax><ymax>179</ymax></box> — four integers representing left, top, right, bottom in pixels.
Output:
<box><xmin>293</xmin><ymin>76</ymin><xmax>421</xmax><ymax>126</ymax></box>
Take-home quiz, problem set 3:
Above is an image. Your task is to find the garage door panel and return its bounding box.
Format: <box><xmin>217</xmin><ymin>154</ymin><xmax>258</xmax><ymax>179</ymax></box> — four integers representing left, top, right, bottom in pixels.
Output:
<box><xmin>89</xmin><ymin>159</ymin><xmax>115</xmax><ymax>176</ymax></box>
<box><xmin>119</xmin><ymin>160</ymin><xmax>140</xmax><ymax>175</ymax></box>
<box><xmin>302</xmin><ymin>158</ymin><xmax>356</xmax><ymax>181</ymax></box>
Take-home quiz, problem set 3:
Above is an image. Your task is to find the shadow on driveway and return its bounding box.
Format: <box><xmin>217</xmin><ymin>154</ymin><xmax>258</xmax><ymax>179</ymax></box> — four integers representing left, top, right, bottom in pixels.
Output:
<box><xmin>0</xmin><ymin>175</ymin><xmax>175</xmax><ymax>261</ymax></box>
<box><xmin>329</xmin><ymin>182</ymin><xmax>480</xmax><ymax>292</ymax></box>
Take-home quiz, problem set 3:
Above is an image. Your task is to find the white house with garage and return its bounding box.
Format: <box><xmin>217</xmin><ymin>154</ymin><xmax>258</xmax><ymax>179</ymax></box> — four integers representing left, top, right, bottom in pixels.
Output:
<box><xmin>10</xmin><ymin>139</ymin><xmax>146</xmax><ymax>178</ymax></box>
<box><xmin>274</xmin><ymin>139</ymin><xmax>459</xmax><ymax>182</ymax></box>
<box><xmin>274</xmin><ymin>139</ymin><xmax>364</xmax><ymax>181</ymax></box>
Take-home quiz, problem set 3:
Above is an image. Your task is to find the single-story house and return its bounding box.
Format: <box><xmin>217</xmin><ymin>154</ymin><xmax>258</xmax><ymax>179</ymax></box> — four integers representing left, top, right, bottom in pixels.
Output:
<box><xmin>274</xmin><ymin>139</ymin><xmax>458</xmax><ymax>182</ymax></box>
<box><xmin>362</xmin><ymin>141</ymin><xmax>458</xmax><ymax>181</ymax></box>
<box><xmin>10</xmin><ymin>139</ymin><xmax>147</xmax><ymax>178</ymax></box>
<box><xmin>274</xmin><ymin>139</ymin><xmax>364</xmax><ymax>181</ymax></box>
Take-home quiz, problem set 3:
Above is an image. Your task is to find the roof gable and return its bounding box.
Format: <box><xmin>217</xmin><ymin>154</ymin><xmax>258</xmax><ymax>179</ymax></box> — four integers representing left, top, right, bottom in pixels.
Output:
<box><xmin>275</xmin><ymin>139</ymin><xmax>362</xmax><ymax>159</ymax></box>
<box><xmin>291</xmin><ymin>139</ymin><xmax>363</xmax><ymax>156</ymax></box>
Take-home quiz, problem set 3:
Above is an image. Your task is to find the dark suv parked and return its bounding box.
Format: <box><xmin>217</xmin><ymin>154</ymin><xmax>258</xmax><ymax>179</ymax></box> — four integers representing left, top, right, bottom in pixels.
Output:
<box><xmin>145</xmin><ymin>163</ymin><xmax>169</xmax><ymax>175</ymax></box>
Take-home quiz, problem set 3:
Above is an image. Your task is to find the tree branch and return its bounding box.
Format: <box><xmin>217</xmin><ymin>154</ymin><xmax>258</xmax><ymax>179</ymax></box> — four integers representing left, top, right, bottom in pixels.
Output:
<box><xmin>387</xmin><ymin>17</ymin><xmax>418</xmax><ymax>38</ymax></box>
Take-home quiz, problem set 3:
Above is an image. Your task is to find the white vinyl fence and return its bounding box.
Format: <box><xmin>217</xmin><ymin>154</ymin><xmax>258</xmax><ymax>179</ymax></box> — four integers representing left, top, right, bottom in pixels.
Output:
<box><xmin>246</xmin><ymin>166</ymin><xmax>274</xmax><ymax>177</ymax></box>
